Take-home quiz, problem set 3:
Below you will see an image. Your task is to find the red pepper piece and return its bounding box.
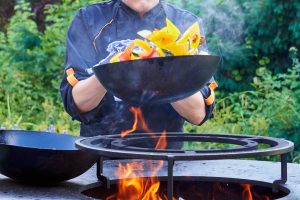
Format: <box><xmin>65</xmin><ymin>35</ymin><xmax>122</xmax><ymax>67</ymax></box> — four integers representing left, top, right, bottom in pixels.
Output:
<box><xmin>140</xmin><ymin>48</ymin><xmax>157</xmax><ymax>59</ymax></box>
<box><xmin>119</xmin><ymin>43</ymin><xmax>135</xmax><ymax>61</ymax></box>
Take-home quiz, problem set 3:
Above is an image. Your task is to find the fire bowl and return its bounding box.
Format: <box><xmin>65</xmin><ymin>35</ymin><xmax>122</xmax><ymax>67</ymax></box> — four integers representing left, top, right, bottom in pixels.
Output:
<box><xmin>81</xmin><ymin>178</ymin><xmax>289</xmax><ymax>200</ymax></box>
<box><xmin>0</xmin><ymin>130</ymin><xmax>98</xmax><ymax>183</ymax></box>
<box><xmin>93</xmin><ymin>55</ymin><xmax>220</xmax><ymax>105</ymax></box>
<box><xmin>76</xmin><ymin>133</ymin><xmax>294</xmax><ymax>199</ymax></box>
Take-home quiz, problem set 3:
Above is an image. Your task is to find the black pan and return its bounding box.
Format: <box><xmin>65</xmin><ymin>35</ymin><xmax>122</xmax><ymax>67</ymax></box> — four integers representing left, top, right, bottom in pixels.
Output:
<box><xmin>0</xmin><ymin>130</ymin><xmax>97</xmax><ymax>183</ymax></box>
<box><xmin>93</xmin><ymin>55</ymin><xmax>220</xmax><ymax>105</ymax></box>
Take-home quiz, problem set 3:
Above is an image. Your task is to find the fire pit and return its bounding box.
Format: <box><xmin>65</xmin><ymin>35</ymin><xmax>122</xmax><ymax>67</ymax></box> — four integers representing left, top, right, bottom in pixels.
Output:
<box><xmin>76</xmin><ymin>133</ymin><xmax>294</xmax><ymax>200</ymax></box>
<box><xmin>1</xmin><ymin>159</ymin><xmax>300</xmax><ymax>199</ymax></box>
<box><xmin>81</xmin><ymin>174</ymin><xmax>290</xmax><ymax>200</ymax></box>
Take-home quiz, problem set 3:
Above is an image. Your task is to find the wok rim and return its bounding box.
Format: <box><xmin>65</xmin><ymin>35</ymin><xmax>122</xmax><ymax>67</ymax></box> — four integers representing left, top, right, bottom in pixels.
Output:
<box><xmin>92</xmin><ymin>55</ymin><xmax>220</xmax><ymax>105</ymax></box>
<box><xmin>0</xmin><ymin>129</ymin><xmax>83</xmax><ymax>152</ymax></box>
<box><xmin>93</xmin><ymin>54</ymin><xmax>220</xmax><ymax>68</ymax></box>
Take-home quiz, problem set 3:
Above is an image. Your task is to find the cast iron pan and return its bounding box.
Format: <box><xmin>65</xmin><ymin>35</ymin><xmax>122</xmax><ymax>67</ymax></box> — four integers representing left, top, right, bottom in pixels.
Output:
<box><xmin>93</xmin><ymin>55</ymin><xmax>220</xmax><ymax>105</ymax></box>
<box><xmin>0</xmin><ymin>130</ymin><xmax>98</xmax><ymax>183</ymax></box>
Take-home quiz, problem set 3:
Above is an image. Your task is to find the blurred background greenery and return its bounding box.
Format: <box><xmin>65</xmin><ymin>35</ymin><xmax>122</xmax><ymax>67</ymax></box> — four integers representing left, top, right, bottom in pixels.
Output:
<box><xmin>0</xmin><ymin>0</ymin><xmax>299</xmax><ymax>162</ymax></box>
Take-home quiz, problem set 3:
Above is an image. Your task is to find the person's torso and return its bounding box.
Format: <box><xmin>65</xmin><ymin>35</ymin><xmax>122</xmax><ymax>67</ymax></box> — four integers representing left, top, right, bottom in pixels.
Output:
<box><xmin>79</xmin><ymin>1</ymin><xmax>200</xmax><ymax>137</ymax></box>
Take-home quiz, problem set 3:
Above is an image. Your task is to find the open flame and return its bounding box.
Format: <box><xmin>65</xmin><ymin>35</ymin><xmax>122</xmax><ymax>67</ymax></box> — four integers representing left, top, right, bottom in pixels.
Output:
<box><xmin>107</xmin><ymin>162</ymin><xmax>163</xmax><ymax>200</ymax></box>
<box><xmin>110</xmin><ymin>107</ymin><xmax>261</xmax><ymax>200</ymax></box>
<box><xmin>121</xmin><ymin>107</ymin><xmax>151</xmax><ymax>138</ymax></box>
<box><xmin>155</xmin><ymin>130</ymin><xmax>167</xmax><ymax>150</ymax></box>
<box><xmin>108</xmin><ymin>107</ymin><xmax>168</xmax><ymax>200</ymax></box>
<box><xmin>242</xmin><ymin>184</ymin><xmax>253</xmax><ymax>200</ymax></box>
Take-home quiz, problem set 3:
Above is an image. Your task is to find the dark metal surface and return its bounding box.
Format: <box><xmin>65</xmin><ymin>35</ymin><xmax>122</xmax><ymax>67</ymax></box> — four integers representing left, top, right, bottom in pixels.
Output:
<box><xmin>273</xmin><ymin>154</ymin><xmax>288</xmax><ymax>193</ymax></box>
<box><xmin>76</xmin><ymin>133</ymin><xmax>294</xmax><ymax>200</ymax></box>
<box><xmin>0</xmin><ymin>130</ymin><xmax>98</xmax><ymax>183</ymax></box>
<box><xmin>93</xmin><ymin>55</ymin><xmax>220</xmax><ymax>105</ymax></box>
<box><xmin>76</xmin><ymin>133</ymin><xmax>294</xmax><ymax>161</ymax></box>
<box><xmin>167</xmin><ymin>158</ymin><xmax>175</xmax><ymax>200</ymax></box>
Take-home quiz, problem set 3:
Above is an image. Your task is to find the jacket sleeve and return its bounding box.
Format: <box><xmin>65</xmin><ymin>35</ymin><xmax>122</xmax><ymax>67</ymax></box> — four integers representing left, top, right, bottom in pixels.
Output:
<box><xmin>60</xmin><ymin>9</ymin><xmax>106</xmax><ymax>124</ymax></box>
<box><xmin>197</xmin><ymin>18</ymin><xmax>218</xmax><ymax>125</ymax></box>
<box><xmin>199</xmin><ymin>77</ymin><xmax>217</xmax><ymax>125</ymax></box>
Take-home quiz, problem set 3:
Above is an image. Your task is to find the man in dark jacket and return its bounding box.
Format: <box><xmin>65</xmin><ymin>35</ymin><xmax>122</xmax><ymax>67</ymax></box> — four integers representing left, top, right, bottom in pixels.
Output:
<box><xmin>60</xmin><ymin>0</ymin><xmax>216</xmax><ymax>138</ymax></box>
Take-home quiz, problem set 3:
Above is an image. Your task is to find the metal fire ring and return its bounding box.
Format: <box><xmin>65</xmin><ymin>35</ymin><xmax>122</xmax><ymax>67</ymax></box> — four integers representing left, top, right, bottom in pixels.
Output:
<box><xmin>110</xmin><ymin>135</ymin><xmax>259</xmax><ymax>153</ymax></box>
<box><xmin>75</xmin><ymin>133</ymin><xmax>294</xmax><ymax>200</ymax></box>
<box><xmin>75</xmin><ymin>133</ymin><xmax>294</xmax><ymax>161</ymax></box>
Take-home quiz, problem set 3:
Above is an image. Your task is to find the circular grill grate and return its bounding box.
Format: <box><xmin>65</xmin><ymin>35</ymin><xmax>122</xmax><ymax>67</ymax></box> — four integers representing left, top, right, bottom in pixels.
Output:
<box><xmin>76</xmin><ymin>133</ymin><xmax>294</xmax><ymax>161</ymax></box>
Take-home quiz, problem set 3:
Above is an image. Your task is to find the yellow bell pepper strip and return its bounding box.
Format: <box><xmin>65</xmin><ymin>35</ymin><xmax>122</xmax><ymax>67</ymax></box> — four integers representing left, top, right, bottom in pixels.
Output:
<box><xmin>164</xmin><ymin>42</ymin><xmax>189</xmax><ymax>56</ymax></box>
<box><xmin>166</xmin><ymin>18</ymin><xmax>181</xmax><ymax>39</ymax></box>
<box><xmin>110</xmin><ymin>52</ymin><xmax>122</xmax><ymax>63</ymax></box>
<box><xmin>147</xmin><ymin>27</ymin><xmax>179</xmax><ymax>50</ymax></box>
<box><xmin>134</xmin><ymin>39</ymin><xmax>152</xmax><ymax>52</ymax></box>
<box><xmin>108</xmin><ymin>18</ymin><xmax>206</xmax><ymax>64</ymax></box>
<box><xmin>156</xmin><ymin>47</ymin><xmax>166</xmax><ymax>57</ymax></box>
<box><xmin>177</xmin><ymin>21</ymin><xmax>201</xmax><ymax>49</ymax></box>
<box><xmin>137</xmin><ymin>18</ymin><xmax>180</xmax><ymax>43</ymax></box>
<box><xmin>130</xmin><ymin>52</ymin><xmax>140</xmax><ymax>60</ymax></box>
<box><xmin>191</xmin><ymin>33</ymin><xmax>200</xmax><ymax>48</ymax></box>
<box><xmin>135</xmin><ymin>36</ymin><xmax>165</xmax><ymax>57</ymax></box>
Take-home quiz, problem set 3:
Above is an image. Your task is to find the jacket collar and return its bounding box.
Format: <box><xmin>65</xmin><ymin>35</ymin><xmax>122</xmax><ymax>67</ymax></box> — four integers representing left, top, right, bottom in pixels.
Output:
<box><xmin>119</xmin><ymin>1</ymin><xmax>164</xmax><ymax>20</ymax></box>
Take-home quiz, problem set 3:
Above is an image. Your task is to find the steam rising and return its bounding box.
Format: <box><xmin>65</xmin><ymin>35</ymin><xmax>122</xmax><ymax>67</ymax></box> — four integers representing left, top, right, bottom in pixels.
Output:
<box><xmin>198</xmin><ymin>0</ymin><xmax>245</xmax><ymax>55</ymax></box>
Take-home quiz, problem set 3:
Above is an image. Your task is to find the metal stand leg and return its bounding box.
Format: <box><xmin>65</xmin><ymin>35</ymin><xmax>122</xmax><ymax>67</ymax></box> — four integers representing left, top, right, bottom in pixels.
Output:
<box><xmin>167</xmin><ymin>157</ymin><xmax>175</xmax><ymax>200</ymax></box>
<box><xmin>280</xmin><ymin>154</ymin><xmax>288</xmax><ymax>183</ymax></box>
<box><xmin>96</xmin><ymin>157</ymin><xmax>110</xmax><ymax>189</ymax></box>
<box><xmin>97</xmin><ymin>157</ymin><xmax>104</xmax><ymax>179</ymax></box>
<box><xmin>273</xmin><ymin>154</ymin><xmax>288</xmax><ymax>192</ymax></box>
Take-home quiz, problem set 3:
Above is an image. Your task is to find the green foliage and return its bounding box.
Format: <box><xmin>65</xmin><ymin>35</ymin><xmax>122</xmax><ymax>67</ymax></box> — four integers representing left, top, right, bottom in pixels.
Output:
<box><xmin>185</xmin><ymin>48</ymin><xmax>300</xmax><ymax>162</ymax></box>
<box><xmin>244</xmin><ymin>1</ymin><xmax>300</xmax><ymax>70</ymax></box>
<box><xmin>167</xmin><ymin>0</ymin><xmax>300</xmax><ymax>91</ymax></box>
<box><xmin>0</xmin><ymin>0</ymin><xmax>299</xmax><ymax>164</ymax></box>
<box><xmin>0</xmin><ymin>0</ymin><xmax>100</xmax><ymax>134</ymax></box>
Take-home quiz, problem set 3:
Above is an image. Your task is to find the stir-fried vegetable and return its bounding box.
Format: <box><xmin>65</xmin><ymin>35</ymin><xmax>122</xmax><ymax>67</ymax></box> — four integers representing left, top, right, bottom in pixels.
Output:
<box><xmin>109</xmin><ymin>18</ymin><xmax>207</xmax><ymax>63</ymax></box>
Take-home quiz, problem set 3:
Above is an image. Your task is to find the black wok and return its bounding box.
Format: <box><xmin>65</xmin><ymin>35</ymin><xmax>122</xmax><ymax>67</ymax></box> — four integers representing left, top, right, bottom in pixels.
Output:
<box><xmin>0</xmin><ymin>130</ymin><xmax>97</xmax><ymax>183</ymax></box>
<box><xmin>93</xmin><ymin>55</ymin><xmax>220</xmax><ymax>105</ymax></box>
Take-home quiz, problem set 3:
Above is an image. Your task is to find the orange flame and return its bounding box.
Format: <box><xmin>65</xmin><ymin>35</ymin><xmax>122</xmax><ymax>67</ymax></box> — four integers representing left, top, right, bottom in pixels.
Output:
<box><xmin>155</xmin><ymin>130</ymin><xmax>167</xmax><ymax>150</ymax></box>
<box><xmin>115</xmin><ymin>107</ymin><xmax>264</xmax><ymax>200</ymax></box>
<box><xmin>121</xmin><ymin>107</ymin><xmax>152</xmax><ymax>138</ymax></box>
<box><xmin>112</xmin><ymin>131</ymin><xmax>168</xmax><ymax>200</ymax></box>
<box><xmin>120</xmin><ymin>107</ymin><xmax>139</xmax><ymax>138</ymax></box>
<box><xmin>113</xmin><ymin>107</ymin><xmax>169</xmax><ymax>200</ymax></box>
<box><xmin>242</xmin><ymin>184</ymin><xmax>253</xmax><ymax>200</ymax></box>
<box><xmin>112</xmin><ymin>162</ymin><xmax>163</xmax><ymax>200</ymax></box>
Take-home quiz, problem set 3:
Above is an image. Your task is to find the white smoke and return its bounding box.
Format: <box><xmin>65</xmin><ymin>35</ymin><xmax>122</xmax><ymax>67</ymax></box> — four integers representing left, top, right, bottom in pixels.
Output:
<box><xmin>198</xmin><ymin>0</ymin><xmax>245</xmax><ymax>54</ymax></box>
